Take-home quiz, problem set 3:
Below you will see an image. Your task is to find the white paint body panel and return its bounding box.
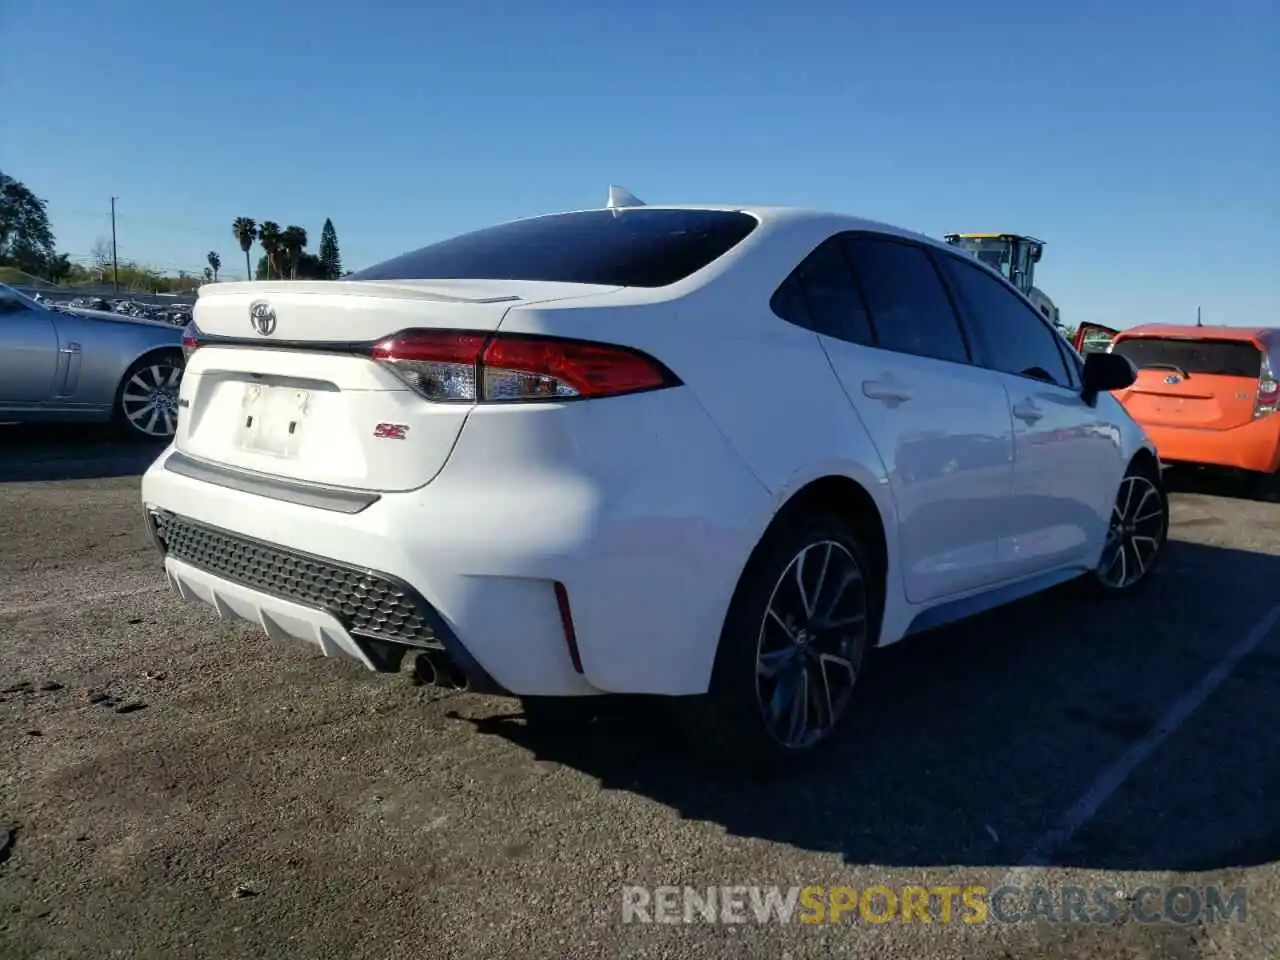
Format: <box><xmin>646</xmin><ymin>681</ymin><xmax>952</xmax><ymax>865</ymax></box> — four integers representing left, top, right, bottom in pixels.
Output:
<box><xmin>142</xmin><ymin>205</ymin><xmax>1154</xmax><ymax>697</ymax></box>
<box><xmin>819</xmin><ymin>340</ymin><xmax>1015</xmax><ymax>603</ymax></box>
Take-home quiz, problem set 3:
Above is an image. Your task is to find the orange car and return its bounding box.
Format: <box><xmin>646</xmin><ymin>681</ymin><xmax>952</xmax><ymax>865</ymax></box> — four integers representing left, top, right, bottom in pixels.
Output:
<box><xmin>1073</xmin><ymin>322</ymin><xmax>1280</xmax><ymax>476</ymax></box>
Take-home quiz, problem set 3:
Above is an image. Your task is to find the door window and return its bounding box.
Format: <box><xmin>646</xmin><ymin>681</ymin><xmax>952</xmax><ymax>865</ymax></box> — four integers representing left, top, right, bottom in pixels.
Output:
<box><xmin>842</xmin><ymin>236</ymin><xmax>970</xmax><ymax>365</ymax></box>
<box><xmin>940</xmin><ymin>254</ymin><xmax>1073</xmax><ymax>387</ymax></box>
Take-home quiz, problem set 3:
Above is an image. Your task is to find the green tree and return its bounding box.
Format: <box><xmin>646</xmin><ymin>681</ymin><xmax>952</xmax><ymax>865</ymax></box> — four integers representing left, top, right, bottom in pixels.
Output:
<box><xmin>232</xmin><ymin>217</ymin><xmax>257</xmax><ymax>281</ymax></box>
<box><xmin>207</xmin><ymin>250</ymin><xmax>221</xmax><ymax>281</ymax></box>
<box><xmin>295</xmin><ymin>252</ymin><xmax>328</xmax><ymax>280</ymax></box>
<box><xmin>259</xmin><ymin>250</ymin><xmax>326</xmax><ymax>281</ymax></box>
<box><xmin>258</xmin><ymin>221</ymin><xmax>283</xmax><ymax>279</ymax></box>
<box><xmin>0</xmin><ymin>170</ymin><xmax>58</xmax><ymax>274</ymax></box>
<box><xmin>45</xmin><ymin>253</ymin><xmax>73</xmax><ymax>284</ymax></box>
<box><xmin>280</xmin><ymin>225</ymin><xmax>308</xmax><ymax>279</ymax></box>
<box><xmin>318</xmin><ymin>218</ymin><xmax>341</xmax><ymax>280</ymax></box>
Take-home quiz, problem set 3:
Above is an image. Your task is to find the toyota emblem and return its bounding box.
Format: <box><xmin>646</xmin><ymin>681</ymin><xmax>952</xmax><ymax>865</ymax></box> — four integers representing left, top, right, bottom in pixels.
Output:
<box><xmin>249</xmin><ymin>300</ymin><xmax>277</xmax><ymax>336</ymax></box>
<box><xmin>1164</xmin><ymin>374</ymin><xmax>1181</xmax><ymax>385</ymax></box>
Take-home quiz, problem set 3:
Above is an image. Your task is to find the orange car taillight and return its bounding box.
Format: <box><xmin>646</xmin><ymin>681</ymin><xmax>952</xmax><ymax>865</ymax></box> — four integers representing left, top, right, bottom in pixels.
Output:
<box><xmin>1256</xmin><ymin>377</ymin><xmax>1279</xmax><ymax>418</ymax></box>
<box><xmin>370</xmin><ymin>329</ymin><xmax>680</xmax><ymax>403</ymax></box>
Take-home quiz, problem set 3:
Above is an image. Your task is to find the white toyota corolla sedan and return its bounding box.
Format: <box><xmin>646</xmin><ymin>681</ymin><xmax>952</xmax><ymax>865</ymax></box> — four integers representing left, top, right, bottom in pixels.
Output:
<box><xmin>141</xmin><ymin>188</ymin><xmax>1167</xmax><ymax>766</ymax></box>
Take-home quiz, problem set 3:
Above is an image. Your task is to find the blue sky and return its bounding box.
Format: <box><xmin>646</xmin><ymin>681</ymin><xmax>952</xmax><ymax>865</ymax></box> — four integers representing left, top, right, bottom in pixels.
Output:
<box><xmin>2</xmin><ymin>0</ymin><xmax>1275</xmax><ymax>327</ymax></box>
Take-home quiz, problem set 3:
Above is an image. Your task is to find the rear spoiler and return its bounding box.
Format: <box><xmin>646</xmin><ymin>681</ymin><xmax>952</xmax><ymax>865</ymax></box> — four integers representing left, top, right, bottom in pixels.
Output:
<box><xmin>198</xmin><ymin>280</ymin><xmax>520</xmax><ymax>305</ymax></box>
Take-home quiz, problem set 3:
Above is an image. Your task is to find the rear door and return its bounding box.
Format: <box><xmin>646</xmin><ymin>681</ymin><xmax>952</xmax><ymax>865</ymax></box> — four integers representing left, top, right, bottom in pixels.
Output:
<box><xmin>774</xmin><ymin>233</ymin><xmax>1015</xmax><ymax>603</ymax></box>
<box><xmin>179</xmin><ymin>279</ymin><xmax>617</xmax><ymax>492</ymax></box>
<box><xmin>1109</xmin><ymin>335</ymin><xmax>1263</xmax><ymax>431</ymax></box>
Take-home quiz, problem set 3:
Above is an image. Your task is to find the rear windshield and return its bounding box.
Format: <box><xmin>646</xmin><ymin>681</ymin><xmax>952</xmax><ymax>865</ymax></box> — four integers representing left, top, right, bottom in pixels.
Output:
<box><xmin>350</xmin><ymin>209</ymin><xmax>759</xmax><ymax>288</ymax></box>
<box><xmin>1111</xmin><ymin>337</ymin><xmax>1262</xmax><ymax>377</ymax></box>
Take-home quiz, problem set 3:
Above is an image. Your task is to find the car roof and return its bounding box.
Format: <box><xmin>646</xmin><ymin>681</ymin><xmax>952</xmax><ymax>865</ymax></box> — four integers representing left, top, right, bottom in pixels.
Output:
<box><xmin>1118</xmin><ymin>323</ymin><xmax>1278</xmax><ymax>344</ymax></box>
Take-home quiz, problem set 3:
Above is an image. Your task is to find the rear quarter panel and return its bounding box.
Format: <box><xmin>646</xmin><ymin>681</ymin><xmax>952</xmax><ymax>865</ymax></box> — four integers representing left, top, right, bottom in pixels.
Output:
<box><xmin>499</xmin><ymin>234</ymin><xmax>904</xmax><ymax>644</ymax></box>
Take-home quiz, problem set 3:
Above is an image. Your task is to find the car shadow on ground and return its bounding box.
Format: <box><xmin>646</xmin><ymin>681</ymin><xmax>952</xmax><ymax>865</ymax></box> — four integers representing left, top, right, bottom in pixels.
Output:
<box><xmin>1165</xmin><ymin>465</ymin><xmax>1279</xmax><ymax>503</ymax></box>
<box><xmin>457</xmin><ymin>540</ymin><xmax>1280</xmax><ymax>872</ymax></box>
<box><xmin>0</xmin><ymin>424</ymin><xmax>163</xmax><ymax>483</ymax></box>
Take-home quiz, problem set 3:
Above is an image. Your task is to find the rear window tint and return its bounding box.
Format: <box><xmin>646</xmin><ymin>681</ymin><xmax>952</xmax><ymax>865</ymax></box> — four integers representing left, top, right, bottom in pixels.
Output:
<box><xmin>770</xmin><ymin>237</ymin><xmax>875</xmax><ymax>346</ymax></box>
<box><xmin>350</xmin><ymin>209</ymin><xmax>758</xmax><ymax>287</ymax></box>
<box><xmin>1111</xmin><ymin>337</ymin><xmax>1262</xmax><ymax>377</ymax></box>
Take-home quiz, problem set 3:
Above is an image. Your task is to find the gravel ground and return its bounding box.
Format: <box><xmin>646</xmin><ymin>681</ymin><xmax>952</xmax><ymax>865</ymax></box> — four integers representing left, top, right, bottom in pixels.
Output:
<box><xmin>1</xmin><ymin>426</ymin><xmax>1278</xmax><ymax>959</ymax></box>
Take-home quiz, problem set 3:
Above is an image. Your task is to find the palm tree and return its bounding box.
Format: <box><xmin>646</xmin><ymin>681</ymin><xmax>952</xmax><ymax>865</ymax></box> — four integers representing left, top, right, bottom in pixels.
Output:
<box><xmin>206</xmin><ymin>250</ymin><xmax>221</xmax><ymax>282</ymax></box>
<box><xmin>231</xmin><ymin>218</ymin><xmax>257</xmax><ymax>281</ymax></box>
<box><xmin>258</xmin><ymin>221</ymin><xmax>283</xmax><ymax>280</ymax></box>
<box><xmin>280</xmin><ymin>225</ymin><xmax>308</xmax><ymax>280</ymax></box>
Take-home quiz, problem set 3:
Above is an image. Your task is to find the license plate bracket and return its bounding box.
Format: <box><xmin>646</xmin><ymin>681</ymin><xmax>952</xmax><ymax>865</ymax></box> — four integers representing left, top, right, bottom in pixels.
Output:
<box><xmin>236</xmin><ymin>383</ymin><xmax>310</xmax><ymax>458</ymax></box>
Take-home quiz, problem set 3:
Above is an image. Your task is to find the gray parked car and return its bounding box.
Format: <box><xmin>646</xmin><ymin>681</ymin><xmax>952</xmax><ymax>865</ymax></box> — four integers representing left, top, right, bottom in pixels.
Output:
<box><xmin>0</xmin><ymin>283</ymin><xmax>186</xmax><ymax>440</ymax></box>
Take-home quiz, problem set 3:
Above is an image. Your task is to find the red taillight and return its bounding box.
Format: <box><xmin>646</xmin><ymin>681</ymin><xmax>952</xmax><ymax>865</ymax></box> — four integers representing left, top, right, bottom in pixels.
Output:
<box><xmin>370</xmin><ymin>329</ymin><xmax>677</xmax><ymax>403</ymax></box>
<box><xmin>371</xmin><ymin>330</ymin><xmax>488</xmax><ymax>402</ymax></box>
<box><xmin>1256</xmin><ymin>377</ymin><xmax>1279</xmax><ymax>418</ymax></box>
<box><xmin>181</xmin><ymin>322</ymin><xmax>201</xmax><ymax>360</ymax></box>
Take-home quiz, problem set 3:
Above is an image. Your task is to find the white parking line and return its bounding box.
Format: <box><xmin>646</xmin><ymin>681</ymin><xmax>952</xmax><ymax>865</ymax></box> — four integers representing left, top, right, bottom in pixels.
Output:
<box><xmin>0</xmin><ymin>583</ymin><xmax>168</xmax><ymax>617</ymax></box>
<box><xmin>1005</xmin><ymin>601</ymin><xmax>1280</xmax><ymax>879</ymax></box>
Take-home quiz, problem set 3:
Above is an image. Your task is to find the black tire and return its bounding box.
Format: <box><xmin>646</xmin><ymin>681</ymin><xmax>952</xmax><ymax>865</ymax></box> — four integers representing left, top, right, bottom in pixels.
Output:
<box><xmin>673</xmin><ymin>511</ymin><xmax>878</xmax><ymax>772</ymax></box>
<box><xmin>1082</xmin><ymin>456</ymin><xmax>1169</xmax><ymax>596</ymax></box>
<box><xmin>112</xmin><ymin>350</ymin><xmax>185</xmax><ymax>442</ymax></box>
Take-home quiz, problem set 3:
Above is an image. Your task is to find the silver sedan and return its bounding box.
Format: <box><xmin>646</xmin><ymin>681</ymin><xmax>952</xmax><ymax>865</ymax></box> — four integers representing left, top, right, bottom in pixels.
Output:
<box><xmin>0</xmin><ymin>283</ymin><xmax>186</xmax><ymax>440</ymax></box>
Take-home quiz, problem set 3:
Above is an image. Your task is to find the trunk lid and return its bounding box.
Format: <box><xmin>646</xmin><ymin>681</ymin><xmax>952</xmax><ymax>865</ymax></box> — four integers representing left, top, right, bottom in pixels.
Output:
<box><xmin>176</xmin><ymin>279</ymin><xmax>618</xmax><ymax>491</ymax></box>
<box><xmin>1111</xmin><ymin>335</ymin><xmax>1264</xmax><ymax>431</ymax></box>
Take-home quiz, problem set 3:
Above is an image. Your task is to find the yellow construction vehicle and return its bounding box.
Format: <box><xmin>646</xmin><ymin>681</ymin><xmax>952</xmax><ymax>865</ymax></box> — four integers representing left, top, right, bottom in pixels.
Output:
<box><xmin>943</xmin><ymin>232</ymin><xmax>1061</xmax><ymax>329</ymax></box>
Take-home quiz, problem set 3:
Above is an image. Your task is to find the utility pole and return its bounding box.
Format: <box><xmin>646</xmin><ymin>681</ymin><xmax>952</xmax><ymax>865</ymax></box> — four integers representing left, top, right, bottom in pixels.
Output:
<box><xmin>110</xmin><ymin>196</ymin><xmax>120</xmax><ymax>293</ymax></box>
<box><xmin>1196</xmin><ymin>305</ymin><xmax>1203</xmax><ymax>327</ymax></box>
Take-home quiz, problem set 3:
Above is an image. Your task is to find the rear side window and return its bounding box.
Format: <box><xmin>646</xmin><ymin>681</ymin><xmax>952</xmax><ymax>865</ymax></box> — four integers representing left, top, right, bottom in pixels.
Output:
<box><xmin>1111</xmin><ymin>337</ymin><xmax>1262</xmax><ymax>377</ymax></box>
<box><xmin>843</xmin><ymin>236</ymin><xmax>970</xmax><ymax>364</ymax></box>
<box><xmin>770</xmin><ymin>237</ymin><xmax>874</xmax><ymax>345</ymax></box>
<box><xmin>350</xmin><ymin>209</ymin><xmax>758</xmax><ymax>288</ymax></box>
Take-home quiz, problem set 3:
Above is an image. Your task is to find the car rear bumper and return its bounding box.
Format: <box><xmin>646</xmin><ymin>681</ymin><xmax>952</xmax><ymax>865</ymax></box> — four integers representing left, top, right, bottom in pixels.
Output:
<box><xmin>151</xmin><ymin>512</ymin><xmax>508</xmax><ymax>692</ymax></box>
<box><xmin>1143</xmin><ymin>416</ymin><xmax>1280</xmax><ymax>473</ymax></box>
<box><xmin>141</xmin><ymin>431</ymin><xmax>769</xmax><ymax>696</ymax></box>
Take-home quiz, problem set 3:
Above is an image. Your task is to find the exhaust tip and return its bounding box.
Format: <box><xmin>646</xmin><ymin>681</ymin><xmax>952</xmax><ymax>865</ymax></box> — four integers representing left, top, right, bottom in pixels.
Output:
<box><xmin>411</xmin><ymin>650</ymin><xmax>439</xmax><ymax>686</ymax></box>
<box><xmin>411</xmin><ymin>649</ymin><xmax>469</xmax><ymax>690</ymax></box>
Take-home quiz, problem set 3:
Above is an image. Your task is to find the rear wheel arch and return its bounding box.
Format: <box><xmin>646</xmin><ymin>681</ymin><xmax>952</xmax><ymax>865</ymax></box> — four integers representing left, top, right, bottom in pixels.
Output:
<box><xmin>719</xmin><ymin>474</ymin><xmax>890</xmax><ymax>659</ymax></box>
<box><xmin>771</xmin><ymin>475</ymin><xmax>889</xmax><ymax>598</ymax></box>
<box><xmin>681</xmin><ymin>475</ymin><xmax>889</xmax><ymax>767</ymax></box>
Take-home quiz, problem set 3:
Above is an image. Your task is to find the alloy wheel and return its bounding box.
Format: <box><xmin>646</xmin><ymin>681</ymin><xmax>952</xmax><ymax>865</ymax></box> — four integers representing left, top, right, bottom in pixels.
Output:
<box><xmin>1096</xmin><ymin>474</ymin><xmax>1165</xmax><ymax>589</ymax></box>
<box><xmin>121</xmin><ymin>362</ymin><xmax>183</xmax><ymax>439</ymax></box>
<box><xmin>755</xmin><ymin>540</ymin><xmax>867</xmax><ymax>750</ymax></box>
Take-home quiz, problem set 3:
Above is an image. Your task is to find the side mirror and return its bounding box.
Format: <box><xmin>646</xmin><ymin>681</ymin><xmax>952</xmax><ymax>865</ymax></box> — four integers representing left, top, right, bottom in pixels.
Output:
<box><xmin>1081</xmin><ymin>351</ymin><xmax>1136</xmax><ymax>405</ymax></box>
